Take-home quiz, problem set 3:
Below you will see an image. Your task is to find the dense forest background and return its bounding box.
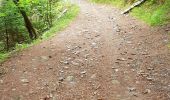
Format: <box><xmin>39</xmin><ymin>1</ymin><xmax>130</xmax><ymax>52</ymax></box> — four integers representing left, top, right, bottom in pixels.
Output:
<box><xmin>0</xmin><ymin>0</ymin><xmax>79</xmax><ymax>62</ymax></box>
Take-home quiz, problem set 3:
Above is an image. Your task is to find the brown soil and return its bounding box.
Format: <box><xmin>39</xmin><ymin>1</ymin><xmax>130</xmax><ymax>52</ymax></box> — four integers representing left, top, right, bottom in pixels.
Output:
<box><xmin>0</xmin><ymin>0</ymin><xmax>170</xmax><ymax>100</ymax></box>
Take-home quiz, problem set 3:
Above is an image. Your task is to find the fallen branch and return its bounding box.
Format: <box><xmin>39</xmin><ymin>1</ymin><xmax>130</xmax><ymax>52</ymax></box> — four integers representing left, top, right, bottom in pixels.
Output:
<box><xmin>121</xmin><ymin>0</ymin><xmax>146</xmax><ymax>14</ymax></box>
<box><xmin>57</xmin><ymin>9</ymin><xmax>68</xmax><ymax>19</ymax></box>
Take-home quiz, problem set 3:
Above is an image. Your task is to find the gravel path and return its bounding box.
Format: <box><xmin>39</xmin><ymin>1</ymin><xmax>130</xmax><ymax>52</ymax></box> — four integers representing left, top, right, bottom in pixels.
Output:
<box><xmin>0</xmin><ymin>0</ymin><xmax>170</xmax><ymax>100</ymax></box>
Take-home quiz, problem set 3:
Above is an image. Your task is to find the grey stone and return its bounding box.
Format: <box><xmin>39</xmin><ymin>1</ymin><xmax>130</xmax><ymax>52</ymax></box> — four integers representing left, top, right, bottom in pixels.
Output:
<box><xmin>112</xmin><ymin>80</ymin><xmax>120</xmax><ymax>85</ymax></box>
<box><xmin>21</xmin><ymin>79</ymin><xmax>29</xmax><ymax>83</ymax></box>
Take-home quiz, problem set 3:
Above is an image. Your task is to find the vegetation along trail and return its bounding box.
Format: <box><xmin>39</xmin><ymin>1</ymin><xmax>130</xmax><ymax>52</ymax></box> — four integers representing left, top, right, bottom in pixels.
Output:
<box><xmin>0</xmin><ymin>0</ymin><xmax>170</xmax><ymax>99</ymax></box>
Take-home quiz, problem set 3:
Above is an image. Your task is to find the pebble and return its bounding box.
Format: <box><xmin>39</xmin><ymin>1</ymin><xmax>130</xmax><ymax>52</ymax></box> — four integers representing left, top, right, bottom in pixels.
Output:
<box><xmin>115</xmin><ymin>69</ymin><xmax>119</xmax><ymax>72</ymax></box>
<box><xmin>12</xmin><ymin>88</ymin><xmax>16</xmax><ymax>91</ymax></box>
<box><xmin>60</xmin><ymin>61</ymin><xmax>69</xmax><ymax>65</ymax></box>
<box><xmin>0</xmin><ymin>80</ymin><xmax>3</xmax><ymax>84</ymax></box>
<box><xmin>147</xmin><ymin>67</ymin><xmax>154</xmax><ymax>70</ymax></box>
<box><xmin>64</xmin><ymin>66</ymin><xmax>69</xmax><ymax>69</ymax></box>
<box><xmin>143</xmin><ymin>89</ymin><xmax>151</xmax><ymax>94</ymax></box>
<box><xmin>91</xmin><ymin>74</ymin><xmax>97</xmax><ymax>79</ymax></box>
<box><xmin>117</xmin><ymin>58</ymin><xmax>126</xmax><ymax>61</ymax></box>
<box><xmin>146</xmin><ymin>77</ymin><xmax>154</xmax><ymax>81</ymax></box>
<box><xmin>41</xmin><ymin>56</ymin><xmax>49</xmax><ymax>61</ymax></box>
<box><xmin>128</xmin><ymin>87</ymin><xmax>136</xmax><ymax>92</ymax></box>
<box><xmin>71</xmin><ymin>61</ymin><xmax>79</xmax><ymax>66</ymax></box>
<box><xmin>59</xmin><ymin>77</ymin><xmax>64</xmax><ymax>82</ymax></box>
<box><xmin>66</xmin><ymin>76</ymin><xmax>74</xmax><ymax>82</ymax></box>
<box><xmin>81</xmin><ymin>71</ymin><xmax>87</xmax><ymax>74</ymax></box>
<box><xmin>112</xmin><ymin>80</ymin><xmax>120</xmax><ymax>85</ymax></box>
<box><xmin>91</xmin><ymin>42</ymin><xmax>97</xmax><ymax>48</ymax></box>
<box><xmin>21</xmin><ymin>79</ymin><xmax>29</xmax><ymax>83</ymax></box>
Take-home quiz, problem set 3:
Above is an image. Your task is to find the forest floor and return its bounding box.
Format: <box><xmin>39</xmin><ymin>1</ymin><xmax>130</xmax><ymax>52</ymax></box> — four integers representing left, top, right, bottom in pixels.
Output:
<box><xmin>0</xmin><ymin>0</ymin><xmax>170</xmax><ymax>100</ymax></box>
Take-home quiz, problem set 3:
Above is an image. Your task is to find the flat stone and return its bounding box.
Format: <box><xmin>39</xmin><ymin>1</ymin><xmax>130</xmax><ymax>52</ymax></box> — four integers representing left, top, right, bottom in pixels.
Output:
<box><xmin>143</xmin><ymin>89</ymin><xmax>151</xmax><ymax>94</ymax></box>
<box><xmin>0</xmin><ymin>80</ymin><xmax>3</xmax><ymax>84</ymax></box>
<box><xmin>41</xmin><ymin>56</ymin><xmax>49</xmax><ymax>61</ymax></box>
<box><xmin>117</xmin><ymin>58</ymin><xmax>126</xmax><ymax>61</ymax></box>
<box><xmin>21</xmin><ymin>79</ymin><xmax>29</xmax><ymax>83</ymax></box>
<box><xmin>71</xmin><ymin>61</ymin><xmax>79</xmax><ymax>66</ymax></box>
<box><xmin>146</xmin><ymin>77</ymin><xmax>154</xmax><ymax>81</ymax></box>
<box><xmin>91</xmin><ymin>74</ymin><xmax>97</xmax><ymax>79</ymax></box>
<box><xmin>66</xmin><ymin>76</ymin><xmax>74</xmax><ymax>82</ymax></box>
<box><xmin>81</xmin><ymin>71</ymin><xmax>87</xmax><ymax>74</ymax></box>
<box><xmin>58</xmin><ymin>77</ymin><xmax>64</xmax><ymax>82</ymax></box>
<box><xmin>112</xmin><ymin>80</ymin><xmax>120</xmax><ymax>85</ymax></box>
<box><xmin>128</xmin><ymin>87</ymin><xmax>136</xmax><ymax>92</ymax></box>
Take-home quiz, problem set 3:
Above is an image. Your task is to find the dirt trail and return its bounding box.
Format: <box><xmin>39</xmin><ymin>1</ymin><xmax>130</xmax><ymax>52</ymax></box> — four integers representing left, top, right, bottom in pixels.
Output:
<box><xmin>0</xmin><ymin>0</ymin><xmax>170</xmax><ymax>100</ymax></box>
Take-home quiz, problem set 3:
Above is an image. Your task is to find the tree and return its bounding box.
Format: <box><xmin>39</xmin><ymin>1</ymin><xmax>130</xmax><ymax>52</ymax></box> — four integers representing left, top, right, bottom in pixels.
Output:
<box><xmin>13</xmin><ymin>0</ymin><xmax>37</xmax><ymax>39</ymax></box>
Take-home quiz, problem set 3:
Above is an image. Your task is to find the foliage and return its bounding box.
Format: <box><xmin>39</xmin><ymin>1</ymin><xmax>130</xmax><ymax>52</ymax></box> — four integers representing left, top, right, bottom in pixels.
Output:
<box><xmin>0</xmin><ymin>0</ymin><xmax>61</xmax><ymax>52</ymax></box>
<box><xmin>0</xmin><ymin>3</ymin><xmax>79</xmax><ymax>63</ymax></box>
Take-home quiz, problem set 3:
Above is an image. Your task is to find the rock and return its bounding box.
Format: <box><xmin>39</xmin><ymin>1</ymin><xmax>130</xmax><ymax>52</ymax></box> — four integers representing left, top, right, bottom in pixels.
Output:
<box><xmin>49</xmin><ymin>93</ymin><xmax>53</xmax><ymax>98</ymax></box>
<box><xmin>0</xmin><ymin>68</ymin><xmax>5</xmax><ymax>75</ymax></box>
<box><xmin>61</xmin><ymin>61</ymin><xmax>69</xmax><ymax>65</ymax></box>
<box><xmin>59</xmin><ymin>70</ymin><xmax>64</xmax><ymax>73</ymax></box>
<box><xmin>146</xmin><ymin>77</ymin><xmax>154</xmax><ymax>81</ymax></box>
<box><xmin>91</xmin><ymin>74</ymin><xmax>97</xmax><ymax>79</ymax></box>
<box><xmin>128</xmin><ymin>87</ymin><xmax>136</xmax><ymax>92</ymax></box>
<box><xmin>143</xmin><ymin>89</ymin><xmax>151</xmax><ymax>94</ymax></box>
<box><xmin>112</xmin><ymin>67</ymin><xmax>117</xmax><ymax>69</ymax></box>
<box><xmin>12</xmin><ymin>88</ymin><xmax>16</xmax><ymax>91</ymax></box>
<box><xmin>165</xmin><ymin>29</ymin><xmax>169</xmax><ymax>31</ymax></box>
<box><xmin>117</xmin><ymin>58</ymin><xmax>126</xmax><ymax>61</ymax></box>
<box><xmin>116</xmin><ymin>29</ymin><xmax>121</xmax><ymax>32</ymax></box>
<box><xmin>0</xmin><ymin>80</ymin><xmax>3</xmax><ymax>84</ymax></box>
<box><xmin>21</xmin><ymin>79</ymin><xmax>29</xmax><ymax>83</ymax></box>
<box><xmin>71</xmin><ymin>61</ymin><xmax>79</xmax><ymax>66</ymax></box>
<box><xmin>49</xmin><ymin>56</ymin><xmax>52</xmax><ymax>58</ymax></box>
<box><xmin>115</xmin><ymin>61</ymin><xmax>120</xmax><ymax>64</ymax></box>
<box><xmin>131</xmin><ymin>53</ymin><xmax>136</xmax><ymax>55</ymax></box>
<box><xmin>81</xmin><ymin>71</ymin><xmax>87</xmax><ymax>74</ymax></box>
<box><xmin>128</xmin><ymin>57</ymin><xmax>133</xmax><ymax>60</ymax></box>
<box><xmin>132</xmin><ymin>92</ymin><xmax>138</xmax><ymax>97</ymax></box>
<box><xmin>112</xmin><ymin>80</ymin><xmax>120</xmax><ymax>85</ymax></box>
<box><xmin>91</xmin><ymin>42</ymin><xmax>97</xmax><ymax>48</ymax></box>
<box><xmin>58</xmin><ymin>77</ymin><xmax>64</xmax><ymax>82</ymax></box>
<box><xmin>147</xmin><ymin>67</ymin><xmax>154</xmax><ymax>70</ymax></box>
<box><xmin>41</xmin><ymin>56</ymin><xmax>49</xmax><ymax>61</ymax></box>
<box><xmin>66</xmin><ymin>76</ymin><xmax>74</xmax><ymax>82</ymax></box>
<box><xmin>64</xmin><ymin>66</ymin><xmax>69</xmax><ymax>69</ymax></box>
<box><xmin>115</xmin><ymin>69</ymin><xmax>119</xmax><ymax>72</ymax></box>
<box><xmin>126</xmin><ymin>41</ymin><xmax>132</xmax><ymax>44</ymax></box>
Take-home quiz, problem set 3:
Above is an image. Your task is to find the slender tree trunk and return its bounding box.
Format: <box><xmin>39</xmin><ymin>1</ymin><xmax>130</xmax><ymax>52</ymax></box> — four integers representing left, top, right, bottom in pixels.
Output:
<box><xmin>4</xmin><ymin>18</ymin><xmax>9</xmax><ymax>51</ymax></box>
<box><xmin>20</xmin><ymin>10</ymin><xmax>37</xmax><ymax>39</ymax></box>
<box><xmin>49</xmin><ymin>0</ymin><xmax>52</xmax><ymax>26</ymax></box>
<box><xmin>13</xmin><ymin>0</ymin><xmax>37</xmax><ymax>39</ymax></box>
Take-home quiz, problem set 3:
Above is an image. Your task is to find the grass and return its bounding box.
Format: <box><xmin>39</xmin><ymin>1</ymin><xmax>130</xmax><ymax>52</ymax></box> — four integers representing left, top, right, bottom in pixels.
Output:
<box><xmin>91</xmin><ymin>0</ymin><xmax>170</xmax><ymax>26</ymax></box>
<box><xmin>131</xmin><ymin>0</ymin><xmax>170</xmax><ymax>25</ymax></box>
<box><xmin>0</xmin><ymin>4</ymin><xmax>79</xmax><ymax>63</ymax></box>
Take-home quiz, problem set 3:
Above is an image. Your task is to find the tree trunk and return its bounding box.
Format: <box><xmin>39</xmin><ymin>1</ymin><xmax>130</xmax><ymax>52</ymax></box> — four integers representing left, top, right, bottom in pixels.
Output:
<box><xmin>5</xmin><ymin>18</ymin><xmax>9</xmax><ymax>51</ymax></box>
<box><xmin>121</xmin><ymin>0</ymin><xmax>146</xmax><ymax>14</ymax></box>
<box><xmin>13</xmin><ymin>0</ymin><xmax>37</xmax><ymax>39</ymax></box>
<box><xmin>49</xmin><ymin>0</ymin><xmax>52</xmax><ymax>26</ymax></box>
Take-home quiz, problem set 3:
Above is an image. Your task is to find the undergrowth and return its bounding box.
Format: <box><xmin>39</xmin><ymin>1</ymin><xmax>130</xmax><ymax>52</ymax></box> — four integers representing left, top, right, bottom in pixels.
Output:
<box><xmin>0</xmin><ymin>4</ymin><xmax>79</xmax><ymax>63</ymax></box>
